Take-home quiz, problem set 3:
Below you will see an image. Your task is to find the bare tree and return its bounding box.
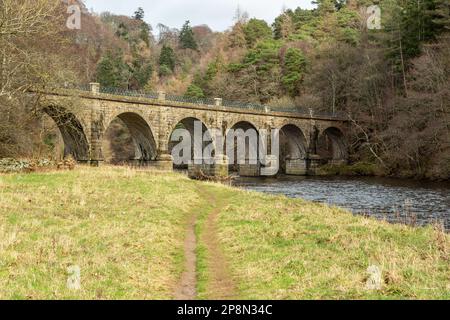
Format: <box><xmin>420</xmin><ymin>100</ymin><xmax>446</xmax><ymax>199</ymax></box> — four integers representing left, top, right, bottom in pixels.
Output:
<box><xmin>0</xmin><ymin>0</ymin><xmax>81</xmax><ymax>158</ymax></box>
<box><xmin>0</xmin><ymin>0</ymin><xmax>63</xmax><ymax>97</ymax></box>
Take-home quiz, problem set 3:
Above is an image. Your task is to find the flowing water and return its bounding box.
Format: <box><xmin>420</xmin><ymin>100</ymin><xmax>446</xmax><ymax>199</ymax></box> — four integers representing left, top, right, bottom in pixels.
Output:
<box><xmin>233</xmin><ymin>176</ymin><xmax>450</xmax><ymax>231</ymax></box>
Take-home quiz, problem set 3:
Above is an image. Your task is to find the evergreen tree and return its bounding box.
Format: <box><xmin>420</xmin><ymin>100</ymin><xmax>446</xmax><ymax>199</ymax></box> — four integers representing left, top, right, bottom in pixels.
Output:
<box><xmin>179</xmin><ymin>21</ymin><xmax>198</xmax><ymax>50</ymax></box>
<box><xmin>313</xmin><ymin>0</ymin><xmax>337</xmax><ymax>15</ymax></box>
<box><xmin>243</xmin><ymin>18</ymin><xmax>273</xmax><ymax>47</ymax></box>
<box><xmin>116</xmin><ymin>22</ymin><xmax>129</xmax><ymax>39</ymax></box>
<box><xmin>134</xmin><ymin>7</ymin><xmax>145</xmax><ymax>20</ymax></box>
<box><xmin>158</xmin><ymin>65</ymin><xmax>172</xmax><ymax>77</ymax></box>
<box><xmin>236</xmin><ymin>39</ymin><xmax>284</xmax><ymax>103</ymax></box>
<box><xmin>273</xmin><ymin>10</ymin><xmax>295</xmax><ymax>40</ymax></box>
<box><xmin>433</xmin><ymin>0</ymin><xmax>450</xmax><ymax>32</ymax></box>
<box><xmin>139</xmin><ymin>22</ymin><xmax>151</xmax><ymax>47</ymax></box>
<box><xmin>191</xmin><ymin>58</ymin><xmax>222</xmax><ymax>95</ymax></box>
<box><xmin>159</xmin><ymin>45</ymin><xmax>176</xmax><ymax>72</ymax></box>
<box><xmin>334</xmin><ymin>0</ymin><xmax>347</xmax><ymax>10</ymax></box>
<box><xmin>228</xmin><ymin>22</ymin><xmax>247</xmax><ymax>48</ymax></box>
<box><xmin>130</xmin><ymin>57</ymin><xmax>152</xmax><ymax>89</ymax></box>
<box><xmin>184</xmin><ymin>84</ymin><xmax>205</xmax><ymax>99</ymax></box>
<box><xmin>283</xmin><ymin>8</ymin><xmax>317</xmax><ymax>39</ymax></box>
<box><xmin>336</xmin><ymin>6</ymin><xmax>360</xmax><ymax>45</ymax></box>
<box><xmin>377</xmin><ymin>0</ymin><xmax>445</xmax><ymax>94</ymax></box>
<box><xmin>282</xmin><ymin>47</ymin><xmax>307</xmax><ymax>96</ymax></box>
<box><xmin>96</xmin><ymin>51</ymin><xmax>130</xmax><ymax>89</ymax></box>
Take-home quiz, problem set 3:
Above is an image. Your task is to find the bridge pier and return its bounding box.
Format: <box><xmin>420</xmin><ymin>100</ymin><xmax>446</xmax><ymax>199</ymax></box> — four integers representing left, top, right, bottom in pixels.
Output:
<box><xmin>306</xmin><ymin>155</ymin><xmax>322</xmax><ymax>175</ymax></box>
<box><xmin>238</xmin><ymin>161</ymin><xmax>260</xmax><ymax>177</ymax></box>
<box><xmin>125</xmin><ymin>159</ymin><xmax>160</xmax><ymax>168</ymax></box>
<box><xmin>153</xmin><ymin>154</ymin><xmax>174</xmax><ymax>171</ymax></box>
<box><xmin>285</xmin><ymin>157</ymin><xmax>328</xmax><ymax>176</ymax></box>
<box><xmin>285</xmin><ymin>158</ymin><xmax>308</xmax><ymax>176</ymax></box>
<box><xmin>212</xmin><ymin>155</ymin><xmax>229</xmax><ymax>177</ymax></box>
<box><xmin>260</xmin><ymin>155</ymin><xmax>279</xmax><ymax>177</ymax></box>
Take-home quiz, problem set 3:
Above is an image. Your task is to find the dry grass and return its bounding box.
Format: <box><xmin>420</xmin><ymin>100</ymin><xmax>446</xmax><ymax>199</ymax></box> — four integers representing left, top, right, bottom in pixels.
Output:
<box><xmin>0</xmin><ymin>167</ymin><xmax>205</xmax><ymax>299</ymax></box>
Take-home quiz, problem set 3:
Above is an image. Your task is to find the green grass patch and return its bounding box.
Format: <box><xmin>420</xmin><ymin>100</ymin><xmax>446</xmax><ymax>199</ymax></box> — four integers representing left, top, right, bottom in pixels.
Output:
<box><xmin>0</xmin><ymin>167</ymin><xmax>201</xmax><ymax>299</ymax></box>
<box><xmin>209</xmin><ymin>188</ymin><xmax>449</xmax><ymax>299</ymax></box>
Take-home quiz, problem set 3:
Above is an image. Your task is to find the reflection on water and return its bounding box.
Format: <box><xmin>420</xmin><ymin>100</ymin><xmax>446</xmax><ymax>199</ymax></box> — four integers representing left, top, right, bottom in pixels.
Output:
<box><xmin>233</xmin><ymin>176</ymin><xmax>450</xmax><ymax>231</ymax></box>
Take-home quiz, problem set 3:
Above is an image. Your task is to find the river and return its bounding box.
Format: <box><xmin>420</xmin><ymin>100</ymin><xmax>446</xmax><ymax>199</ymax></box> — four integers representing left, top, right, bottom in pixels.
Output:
<box><xmin>233</xmin><ymin>176</ymin><xmax>450</xmax><ymax>231</ymax></box>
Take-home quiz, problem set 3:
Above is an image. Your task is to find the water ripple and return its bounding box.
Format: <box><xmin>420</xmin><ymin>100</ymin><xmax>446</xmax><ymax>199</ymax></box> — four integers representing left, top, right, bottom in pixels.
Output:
<box><xmin>234</xmin><ymin>176</ymin><xmax>450</xmax><ymax>230</ymax></box>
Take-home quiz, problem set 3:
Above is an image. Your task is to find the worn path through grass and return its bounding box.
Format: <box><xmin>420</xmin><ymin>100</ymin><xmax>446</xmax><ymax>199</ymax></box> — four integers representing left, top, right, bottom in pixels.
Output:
<box><xmin>174</xmin><ymin>184</ymin><xmax>237</xmax><ymax>300</ymax></box>
<box><xmin>1</xmin><ymin>167</ymin><xmax>448</xmax><ymax>300</ymax></box>
<box><xmin>173</xmin><ymin>204</ymin><xmax>197</xmax><ymax>299</ymax></box>
<box><xmin>195</xmin><ymin>184</ymin><xmax>237</xmax><ymax>300</ymax></box>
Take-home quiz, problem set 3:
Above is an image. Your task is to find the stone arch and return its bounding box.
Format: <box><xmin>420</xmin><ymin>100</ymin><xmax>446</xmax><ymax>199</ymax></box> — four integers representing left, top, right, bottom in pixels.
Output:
<box><xmin>279</xmin><ymin>124</ymin><xmax>308</xmax><ymax>174</ymax></box>
<box><xmin>226</xmin><ymin>121</ymin><xmax>260</xmax><ymax>175</ymax></box>
<box><xmin>317</xmin><ymin>127</ymin><xmax>348</xmax><ymax>164</ymax></box>
<box><xmin>103</xmin><ymin>112</ymin><xmax>157</xmax><ymax>163</ymax></box>
<box><xmin>43</xmin><ymin>105</ymin><xmax>90</xmax><ymax>161</ymax></box>
<box><xmin>169</xmin><ymin>113</ymin><xmax>212</xmax><ymax>134</ymax></box>
<box><xmin>275</xmin><ymin>119</ymin><xmax>309</xmax><ymax>142</ymax></box>
<box><xmin>168</xmin><ymin>117</ymin><xmax>213</xmax><ymax>168</ymax></box>
<box><xmin>227</xmin><ymin>119</ymin><xmax>260</xmax><ymax>133</ymax></box>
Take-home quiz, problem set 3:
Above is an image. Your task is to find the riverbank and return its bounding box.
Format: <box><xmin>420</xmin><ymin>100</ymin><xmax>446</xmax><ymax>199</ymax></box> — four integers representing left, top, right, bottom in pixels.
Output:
<box><xmin>0</xmin><ymin>167</ymin><xmax>448</xmax><ymax>299</ymax></box>
<box><xmin>317</xmin><ymin>162</ymin><xmax>450</xmax><ymax>181</ymax></box>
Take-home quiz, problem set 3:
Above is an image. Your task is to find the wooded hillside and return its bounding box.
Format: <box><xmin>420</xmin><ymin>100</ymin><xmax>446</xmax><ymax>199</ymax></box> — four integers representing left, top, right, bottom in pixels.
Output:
<box><xmin>1</xmin><ymin>0</ymin><xmax>449</xmax><ymax>179</ymax></box>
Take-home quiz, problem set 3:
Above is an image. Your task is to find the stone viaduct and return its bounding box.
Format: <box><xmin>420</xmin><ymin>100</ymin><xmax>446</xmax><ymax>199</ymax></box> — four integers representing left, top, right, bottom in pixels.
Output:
<box><xmin>36</xmin><ymin>83</ymin><xmax>349</xmax><ymax>177</ymax></box>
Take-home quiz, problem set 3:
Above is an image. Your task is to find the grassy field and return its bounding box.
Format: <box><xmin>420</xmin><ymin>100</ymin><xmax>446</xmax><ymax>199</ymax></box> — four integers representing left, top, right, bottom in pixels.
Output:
<box><xmin>0</xmin><ymin>167</ymin><xmax>206</xmax><ymax>299</ymax></box>
<box><xmin>0</xmin><ymin>167</ymin><xmax>449</xmax><ymax>299</ymax></box>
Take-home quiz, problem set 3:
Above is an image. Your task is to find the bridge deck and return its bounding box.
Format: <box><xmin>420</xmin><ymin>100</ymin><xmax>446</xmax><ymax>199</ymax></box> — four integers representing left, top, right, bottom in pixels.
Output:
<box><xmin>36</xmin><ymin>87</ymin><xmax>347</xmax><ymax>122</ymax></box>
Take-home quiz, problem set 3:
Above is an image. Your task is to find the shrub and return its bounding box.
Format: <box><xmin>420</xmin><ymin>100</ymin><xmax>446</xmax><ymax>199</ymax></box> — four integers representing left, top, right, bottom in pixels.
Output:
<box><xmin>318</xmin><ymin>162</ymin><xmax>379</xmax><ymax>176</ymax></box>
<box><xmin>184</xmin><ymin>84</ymin><xmax>205</xmax><ymax>99</ymax></box>
<box><xmin>0</xmin><ymin>158</ymin><xmax>31</xmax><ymax>173</ymax></box>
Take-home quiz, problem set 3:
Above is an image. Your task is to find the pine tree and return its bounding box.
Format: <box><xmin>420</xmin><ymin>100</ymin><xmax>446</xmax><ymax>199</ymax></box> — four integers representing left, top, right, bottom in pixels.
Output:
<box><xmin>334</xmin><ymin>0</ymin><xmax>347</xmax><ymax>10</ymax></box>
<box><xmin>433</xmin><ymin>0</ymin><xmax>450</xmax><ymax>31</ymax></box>
<box><xmin>130</xmin><ymin>57</ymin><xmax>152</xmax><ymax>89</ymax></box>
<box><xmin>139</xmin><ymin>22</ymin><xmax>151</xmax><ymax>47</ymax></box>
<box><xmin>116</xmin><ymin>22</ymin><xmax>129</xmax><ymax>39</ymax></box>
<box><xmin>134</xmin><ymin>7</ymin><xmax>145</xmax><ymax>20</ymax></box>
<box><xmin>228</xmin><ymin>22</ymin><xmax>247</xmax><ymax>48</ymax></box>
<box><xmin>159</xmin><ymin>45</ymin><xmax>176</xmax><ymax>72</ymax></box>
<box><xmin>373</xmin><ymin>0</ymin><xmax>446</xmax><ymax>96</ymax></box>
<box><xmin>243</xmin><ymin>19</ymin><xmax>273</xmax><ymax>47</ymax></box>
<box><xmin>282</xmin><ymin>48</ymin><xmax>307</xmax><ymax>96</ymax></box>
<box><xmin>273</xmin><ymin>10</ymin><xmax>295</xmax><ymax>40</ymax></box>
<box><xmin>179</xmin><ymin>21</ymin><xmax>198</xmax><ymax>50</ymax></box>
<box><xmin>313</xmin><ymin>0</ymin><xmax>336</xmax><ymax>16</ymax></box>
<box><xmin>380</xmin><ymin>0</ymin><xmax>444</xmax><ymax>84</ymax></box>
<box><xmin>96</xmin><ymin>51</ymin><xmax>130</xmax><ymax>89</ymax></box>
<box><xmin>184</xmin><ymin>84</ymin><xmax>205</xmax><ymax>99</ymax></box>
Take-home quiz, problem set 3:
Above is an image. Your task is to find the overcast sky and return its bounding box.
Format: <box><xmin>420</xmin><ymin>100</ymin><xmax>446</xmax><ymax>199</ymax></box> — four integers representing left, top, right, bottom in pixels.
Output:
<box><xmin>83</xmin><ymin>0</ymin><xmax>315</xmax><ymax>32</ymax></box>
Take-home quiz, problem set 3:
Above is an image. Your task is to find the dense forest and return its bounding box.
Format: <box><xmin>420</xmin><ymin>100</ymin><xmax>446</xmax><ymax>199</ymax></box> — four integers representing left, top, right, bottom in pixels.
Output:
<box><xmin>0</xmin><ymin>0</ymin><xmax>449</xmax><ymax>179</ymax></box>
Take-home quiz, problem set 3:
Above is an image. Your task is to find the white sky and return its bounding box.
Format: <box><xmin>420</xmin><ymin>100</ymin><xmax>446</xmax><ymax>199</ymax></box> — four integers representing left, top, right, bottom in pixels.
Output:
<box><xmin>83</xmin><ymin>0</ymin><xmax>315</xmax><ymax>32</ymax></box>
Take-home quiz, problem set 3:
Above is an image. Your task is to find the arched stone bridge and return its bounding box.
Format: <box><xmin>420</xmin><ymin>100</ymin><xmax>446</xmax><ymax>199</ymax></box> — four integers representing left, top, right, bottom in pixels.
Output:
<box><xmin>36</xmin><ymin>84</ymin><xmax>349</xmax><ymax>177</ymax></box>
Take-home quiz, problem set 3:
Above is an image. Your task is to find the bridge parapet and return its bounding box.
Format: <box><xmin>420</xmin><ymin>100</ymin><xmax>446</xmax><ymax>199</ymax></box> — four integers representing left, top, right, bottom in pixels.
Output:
<box><xmin>48</xmin><ymin>84</ymin><xmax>347</xmax><ymax>121</ymax></box>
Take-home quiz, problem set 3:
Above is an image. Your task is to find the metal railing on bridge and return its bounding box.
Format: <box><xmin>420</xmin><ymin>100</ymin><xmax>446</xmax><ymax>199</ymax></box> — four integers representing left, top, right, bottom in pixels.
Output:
<box><xmin>57</xmin><ymin>83</ymin><xmax>346</xmax><ymax>120</ymax></box>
